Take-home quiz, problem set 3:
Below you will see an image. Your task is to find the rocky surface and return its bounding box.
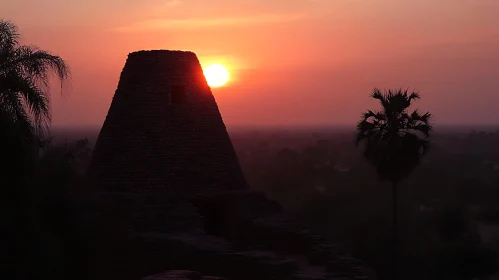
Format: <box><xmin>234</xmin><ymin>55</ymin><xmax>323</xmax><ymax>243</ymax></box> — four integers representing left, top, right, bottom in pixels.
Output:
<box><xmin>88</xmin><ymin>50</ymin><xmax>377</xmax><ymax>280</ymax></box>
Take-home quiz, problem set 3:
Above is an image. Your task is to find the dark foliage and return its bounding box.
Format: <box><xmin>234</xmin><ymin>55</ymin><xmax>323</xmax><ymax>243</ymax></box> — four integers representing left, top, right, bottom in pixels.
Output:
<box><xmin>355</xmin><ymin>89</ymin><xmax>432</xmax><ymax>183</ymax></box>
<box><xmin>233</xmin><ymin>128</ymin><xmax>499</xmax><ymax>280</ymax></box>
<box><xmin>0</xmin><ymin>19</ymin><xmax>70</xmax><ymax>178</ymax></box>
<box><xmin>2</xmin><ymin>139</ymin><xmax>128</xmax><ymax>280</ymax></box>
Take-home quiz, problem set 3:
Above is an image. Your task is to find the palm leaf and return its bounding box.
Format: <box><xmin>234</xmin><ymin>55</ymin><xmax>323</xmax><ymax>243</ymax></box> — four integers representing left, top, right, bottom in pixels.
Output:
<box><xmin>0</xmin><ymin>20</ymin><xmax>19</xmax><ymax>53</ymax></box>
<box><xmin>0</xmin><ymin>72</ymin><xmax>50</xmax><ymax>125</ymax></box>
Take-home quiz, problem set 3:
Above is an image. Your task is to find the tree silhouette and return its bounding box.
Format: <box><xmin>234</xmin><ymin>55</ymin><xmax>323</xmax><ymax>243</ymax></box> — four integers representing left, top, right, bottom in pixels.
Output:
<box><xmin>355</xmin><ymin>88</ymin><xmax>432</xmax><ymax>280</ymax></box>
<box><xmin>0</xmin><ymin>20</ymin><xmax>70</xmax><ymax>177</ymax></box>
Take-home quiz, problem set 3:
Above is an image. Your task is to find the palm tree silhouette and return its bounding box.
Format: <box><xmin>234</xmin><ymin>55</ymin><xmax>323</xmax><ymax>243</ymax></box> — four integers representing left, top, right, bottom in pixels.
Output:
<box><xmin>355</xmin><ymin>88</ymin><xmax>432</xmax><ymax>280</ymax></box>
<box><xmin>0</xmin><ymin>20</ymin><xmax>70</xmax><ymax>176</ymax></box>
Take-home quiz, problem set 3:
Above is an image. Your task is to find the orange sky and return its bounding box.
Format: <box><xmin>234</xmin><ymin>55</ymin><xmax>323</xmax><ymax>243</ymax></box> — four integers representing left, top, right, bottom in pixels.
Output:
<box><xmin>2</xmin><ymin>0</ymin><xmax>499</xmax><ymax>127</ymax></box>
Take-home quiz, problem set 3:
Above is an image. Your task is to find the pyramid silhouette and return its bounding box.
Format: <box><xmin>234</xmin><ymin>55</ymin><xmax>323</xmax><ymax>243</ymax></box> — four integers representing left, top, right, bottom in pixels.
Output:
<box><xmin>89</xmin><ymin>50</ymin><xmax>248</xmax><ymax>194</ymax></box>
<box><xmin>87</xmin><ymin>50</ymin><xmax>376</xmax><ymax>280</ymax></box>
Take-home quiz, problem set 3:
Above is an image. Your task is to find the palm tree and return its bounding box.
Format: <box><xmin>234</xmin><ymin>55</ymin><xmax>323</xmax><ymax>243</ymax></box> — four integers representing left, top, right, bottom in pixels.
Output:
<box><xmin>355</xmin><ymin>88</ymin><xmax>432</xmax><ymax>280</ymax></box>
<box><xmin>0</xmin><ymin>20</ymin><xmax>71</xmax><ymax>280</ymax></box>
<box><xmin>0</xmin><ymin>20</ymin><xmax>70</xmax><ymax>176</ymax></box>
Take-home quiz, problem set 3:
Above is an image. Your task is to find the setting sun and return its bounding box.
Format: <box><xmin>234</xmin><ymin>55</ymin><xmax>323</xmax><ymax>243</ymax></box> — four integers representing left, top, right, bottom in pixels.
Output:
<box><xmin>203</xmin><ymin>64</ymin><xmax>230</xmax><ymax>87</ymax></box>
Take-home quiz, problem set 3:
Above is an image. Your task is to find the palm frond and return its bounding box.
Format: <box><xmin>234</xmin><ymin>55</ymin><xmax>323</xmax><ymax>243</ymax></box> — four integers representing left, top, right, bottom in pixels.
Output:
<box><xmin>8</xmin><ymin>45</ymin><xmax>71</xmax><ymax>94</ymax></box>
<box><xmin>0</xmin><ymin>88</ymin><xmax>37</xmax><ymax>145</ymax></box>
<box><xmin>0</xmin><ymin>72</ymin><xmax>50</xmax><ymax>131</ymax></box>
<box><xmin>371</xmin><ymin>88</ymin><xmax>388</xmax><ymax>109</ymax></box>
<box><xmin>355</xmin><ymin>108</ymin><xmax>388</xmax><ymax>147</ymax></box>
<box><xmin>408</xmin><ymin>91</ymin><xmax>420</xmax><ymax>101</ymax></box>
<box><xmin>420</xmin><ymin>112</ymin><xmax>432</xmax><ymax>124</ymax></box>
<box><xmin>410</xmin><ymin>110</ymin><xmax>432</xmax><ymax>123</ymax></box>
<box><xmin>404</xmin><ymin>110</ymin><xmax>433</xmax><ymax>137</ymax></box>
<box><xmin>0</xmin><ymin>20</ymin><xmax>19</xmax><ymax>53</ymax></box>
<box><xmin>362</xmin><ymin>110</ymin><xmax>376</xmax><ymax>120</ymax></box>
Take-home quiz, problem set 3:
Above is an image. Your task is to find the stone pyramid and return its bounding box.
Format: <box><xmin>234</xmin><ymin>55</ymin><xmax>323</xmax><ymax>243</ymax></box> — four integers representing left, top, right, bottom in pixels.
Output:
<box><xmin>89</xmin><ymin>50</ymin><xmax>248</xmax><ymax>194</ymax></box>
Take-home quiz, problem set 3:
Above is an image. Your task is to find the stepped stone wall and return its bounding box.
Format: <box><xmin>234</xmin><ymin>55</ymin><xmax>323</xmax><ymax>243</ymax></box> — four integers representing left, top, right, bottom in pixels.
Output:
<box><xmin>89</xmin><ymin>50</ymin><xmax>247</xmax><ymax>193</ymax></box>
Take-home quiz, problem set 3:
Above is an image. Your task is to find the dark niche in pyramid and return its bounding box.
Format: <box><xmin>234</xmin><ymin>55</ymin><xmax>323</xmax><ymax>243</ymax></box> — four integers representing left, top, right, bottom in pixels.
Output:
<box><xmin>88</xmin><ymin>50</ymin><xmax>376</xmax><ymax>280</ymax></box>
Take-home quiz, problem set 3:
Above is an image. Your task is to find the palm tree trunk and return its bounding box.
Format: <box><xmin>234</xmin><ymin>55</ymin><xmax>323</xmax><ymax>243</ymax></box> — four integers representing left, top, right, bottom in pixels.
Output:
<box><xmin>392</xmin><ymin>181</ymin><xmax>398</xmax><ymax>280</ymax></box>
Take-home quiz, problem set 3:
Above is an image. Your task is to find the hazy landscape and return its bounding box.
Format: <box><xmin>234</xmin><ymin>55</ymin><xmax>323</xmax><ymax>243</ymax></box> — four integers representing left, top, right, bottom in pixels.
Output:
<box><xmin>48</xmin><ymin>125</ymin><xmax>499</xmax><ymax>280</ymax></box>
<box><xmin>3</xmin><ymin>1</ymin><xmax>499</xmax><ymax>279</ymax></box>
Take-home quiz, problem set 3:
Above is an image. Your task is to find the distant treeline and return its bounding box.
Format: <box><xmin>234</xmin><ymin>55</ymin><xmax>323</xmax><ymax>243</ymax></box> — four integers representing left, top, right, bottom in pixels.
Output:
<box><xmin>233</xmin><ymin>129</ymin><xmax>499</xmax><ymax>280</ymax></box>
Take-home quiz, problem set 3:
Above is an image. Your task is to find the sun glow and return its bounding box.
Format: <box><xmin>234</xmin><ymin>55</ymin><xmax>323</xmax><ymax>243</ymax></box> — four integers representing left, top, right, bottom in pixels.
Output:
<box><xmin>203</xmin><ymin>64</ymin><xmax>230</xmax><ymax>87</ymax></box>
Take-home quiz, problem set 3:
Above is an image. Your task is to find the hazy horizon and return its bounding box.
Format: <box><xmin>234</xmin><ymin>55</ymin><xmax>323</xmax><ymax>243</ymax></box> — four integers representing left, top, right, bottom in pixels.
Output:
<box><xmin>2</xmin><ymin>0</ymin><xmax>499</xmax><ymax>128</ymax></box>
<box><xmin>52</xmin><ymin>123</ymin><xmax>499</xmax><ymax>134</ymax></box>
